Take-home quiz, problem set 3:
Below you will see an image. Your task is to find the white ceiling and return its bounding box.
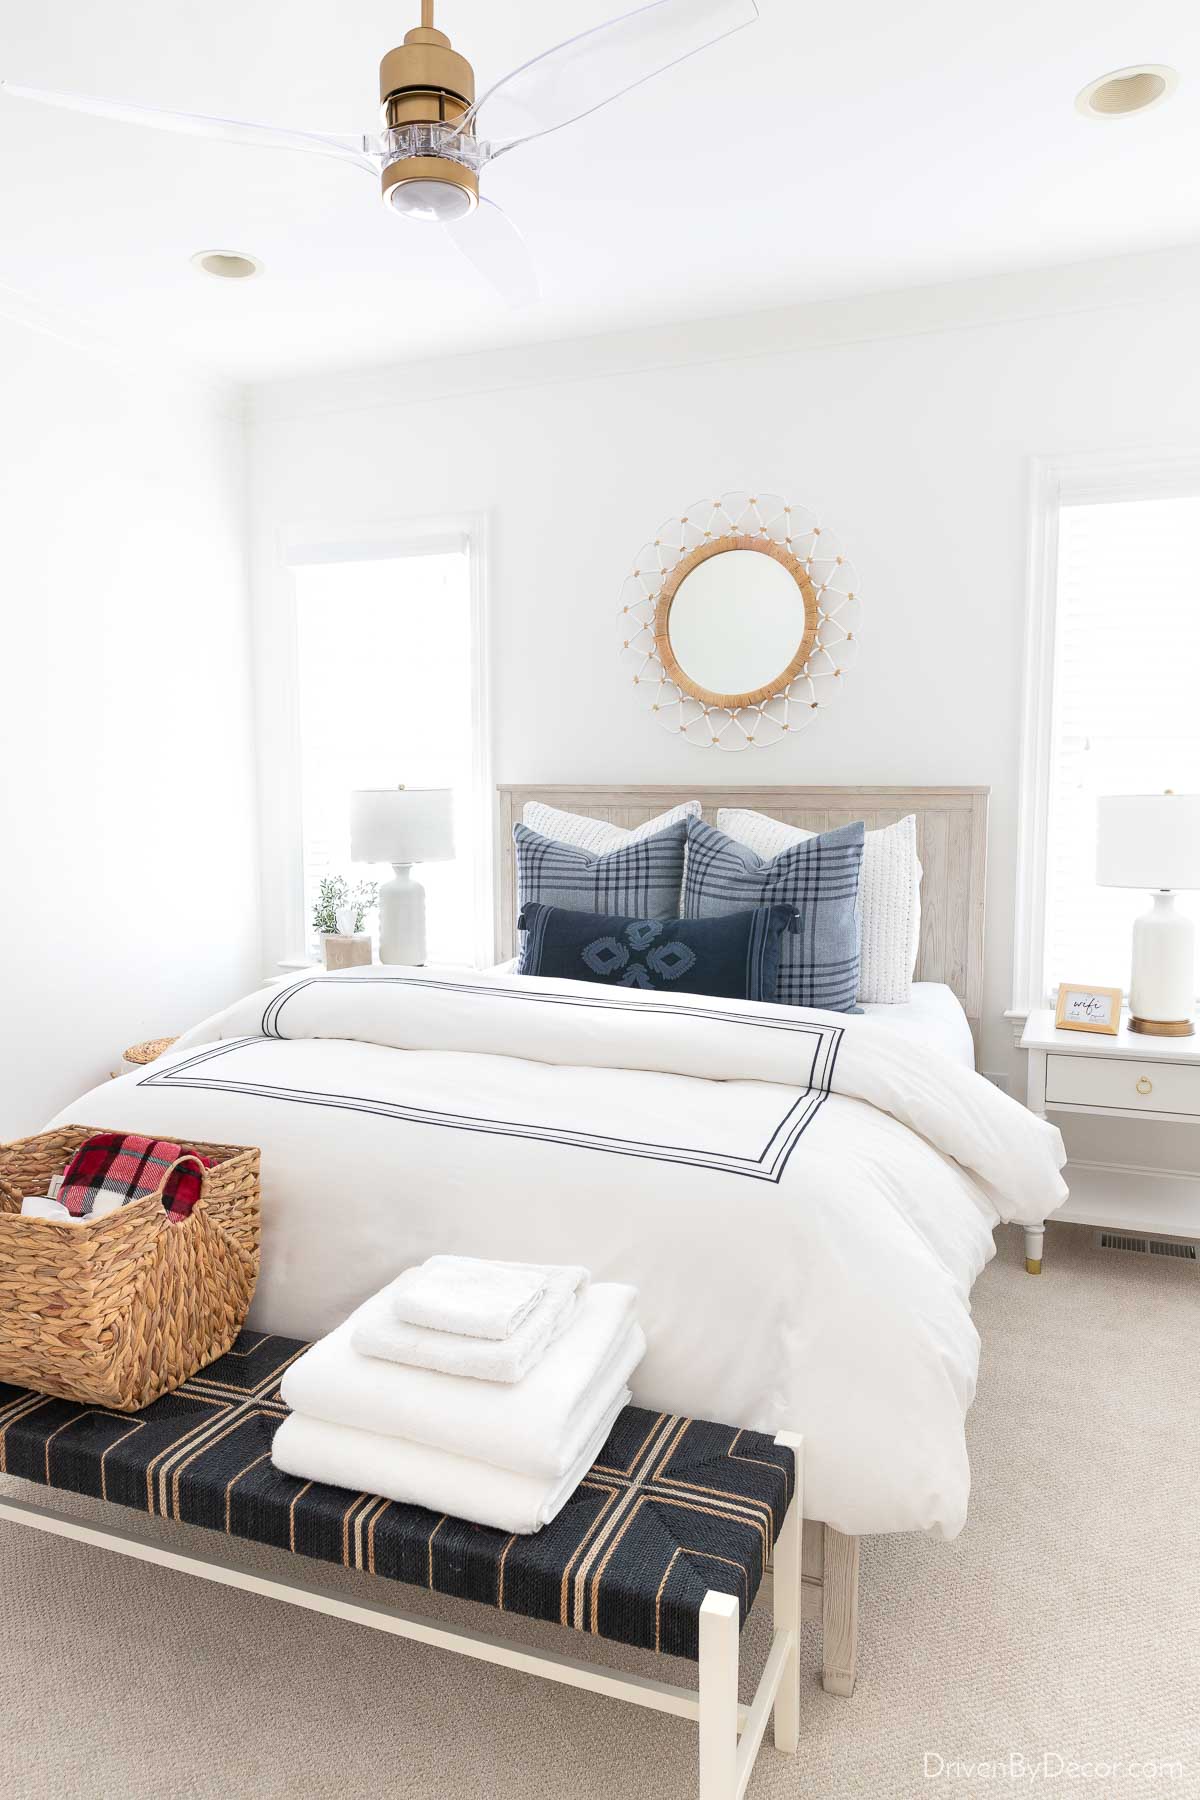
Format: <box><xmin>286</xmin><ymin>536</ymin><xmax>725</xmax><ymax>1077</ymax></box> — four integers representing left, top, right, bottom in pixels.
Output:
<box><xmin>2</xmin><ymin>0</ymin><xmax>1199</xmax><ymax>382</ymax></box>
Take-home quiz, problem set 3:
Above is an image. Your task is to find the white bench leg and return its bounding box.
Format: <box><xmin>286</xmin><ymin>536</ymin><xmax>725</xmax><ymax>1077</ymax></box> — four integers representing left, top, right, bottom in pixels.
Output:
<box><xmin>698</xmin><ymin>1592</ymin><xmax>740</xmax><ymax>1800</ymax></box>
<box><xmin>1024</xmin><ymin>1225</ymin><xmax>1045</xmax><ymax>1274</ymax></box>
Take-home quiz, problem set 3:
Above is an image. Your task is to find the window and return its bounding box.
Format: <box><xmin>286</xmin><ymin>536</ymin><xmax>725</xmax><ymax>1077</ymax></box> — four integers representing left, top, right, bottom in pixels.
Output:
<box><xmin>280</xmin><ymin>528</ymin><xmax>490</xmax><ymax>968</ymax></box>
<box><xmin>1015</xmin><ymin>459</ymin><xmax>1200</xmax><ymax>1013</ymax></box>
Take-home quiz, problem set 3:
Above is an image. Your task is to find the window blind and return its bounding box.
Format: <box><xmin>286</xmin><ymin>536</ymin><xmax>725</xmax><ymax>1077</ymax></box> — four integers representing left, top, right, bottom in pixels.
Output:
<box><xmin>1043</xmin><ymin>494</ymin><xmax>1200</xmax><ymax>999</ymax></box>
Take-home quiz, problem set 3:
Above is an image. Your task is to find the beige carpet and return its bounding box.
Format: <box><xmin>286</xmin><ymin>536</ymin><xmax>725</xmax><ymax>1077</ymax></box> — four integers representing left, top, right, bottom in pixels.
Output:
<box><xmin>2</xmin><ymin>1221</ymin><xmax>1198</xmax><ymax>1800</ymax></box>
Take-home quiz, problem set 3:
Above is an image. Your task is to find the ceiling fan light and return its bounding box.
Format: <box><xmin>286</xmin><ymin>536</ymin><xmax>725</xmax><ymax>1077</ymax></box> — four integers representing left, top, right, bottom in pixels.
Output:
<box><xmin>387</xmin><ymin>177</ymin><xmax>475</xmax><ymax>221</ymax></box>
<box><xmin>382</xmin><ymin>154</ymin><xmax>477</xmax><ymax>220</ymax></box>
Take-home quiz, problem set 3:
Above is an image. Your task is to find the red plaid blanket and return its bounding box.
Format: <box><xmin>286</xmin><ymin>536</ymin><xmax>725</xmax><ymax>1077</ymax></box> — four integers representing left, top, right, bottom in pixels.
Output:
<box><xmin>58</xmin><ymin>1133</ymin><xmax>210</xmax><ymax>1222</ymax></box>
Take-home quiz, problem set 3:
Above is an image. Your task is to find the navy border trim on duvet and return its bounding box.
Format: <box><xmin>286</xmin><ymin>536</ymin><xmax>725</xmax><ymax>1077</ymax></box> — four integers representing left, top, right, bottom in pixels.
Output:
<box><xmin>143</xmin><ymin>981</ymin><xmax>844</xmax><ymax>1184</ymax></box>
<box><xmin>259</xmin><ymin>971</ymin><xmax>845</xmax><ymax>1053</ymax></box>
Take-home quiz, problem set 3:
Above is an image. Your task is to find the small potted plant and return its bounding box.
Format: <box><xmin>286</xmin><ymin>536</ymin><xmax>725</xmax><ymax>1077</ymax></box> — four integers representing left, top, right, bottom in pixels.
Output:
<box><xmin>313</xmin><ymin>876</ymin><xmax>378</xmax><ymax>969</ymax></box>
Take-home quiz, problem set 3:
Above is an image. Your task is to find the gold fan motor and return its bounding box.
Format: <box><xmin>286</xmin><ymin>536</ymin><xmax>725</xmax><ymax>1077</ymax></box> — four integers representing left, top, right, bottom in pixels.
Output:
<box><xmin>379</xmin><ymin>6</ymin><xmax>479</xmax><ymax>220</ymax></box>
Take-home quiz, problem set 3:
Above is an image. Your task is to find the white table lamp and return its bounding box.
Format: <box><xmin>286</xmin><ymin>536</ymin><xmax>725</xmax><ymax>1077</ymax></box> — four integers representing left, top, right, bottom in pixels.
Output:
<box><xmin>350</xmin><ymin>787</ymin><xmax>454</xmax><ymax>965</ymax></box>
<box><xmin>1096</xmin><ymin>792</ymin><xmax>1200</xmax><ymax>1036</ymax></box>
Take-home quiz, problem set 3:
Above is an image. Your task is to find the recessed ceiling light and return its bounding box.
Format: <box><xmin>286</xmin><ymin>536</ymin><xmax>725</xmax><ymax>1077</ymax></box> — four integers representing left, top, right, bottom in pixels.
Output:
<box><xmin>1076</xmin><ymin>65</ymin><xmax>1179</xmax><ymax>118</ymax></box>
<box><xmin>190</xmin><ymin>249</ymin><xmax>262</xmax><ymax>280</ymax></box>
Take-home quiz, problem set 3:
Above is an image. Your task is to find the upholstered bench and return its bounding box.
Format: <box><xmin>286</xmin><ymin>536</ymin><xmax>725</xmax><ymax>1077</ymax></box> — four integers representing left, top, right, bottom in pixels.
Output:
<box><xmin>0</xmin><ymin>1332</ymin><xmax>803</xmax><ymax>1800</ymax></box>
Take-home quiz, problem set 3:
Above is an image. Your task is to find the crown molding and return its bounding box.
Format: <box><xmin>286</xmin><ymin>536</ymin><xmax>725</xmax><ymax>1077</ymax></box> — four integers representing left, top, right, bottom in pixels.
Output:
<box><xmin>249</xmin><ymin>241</ymin><xmax>1200</xmax><ymax>425</ymax></box>
<box><xmin>0</xmin><ymin>278</ymin><xmax>244</xmax><ymax>417</ymax></box>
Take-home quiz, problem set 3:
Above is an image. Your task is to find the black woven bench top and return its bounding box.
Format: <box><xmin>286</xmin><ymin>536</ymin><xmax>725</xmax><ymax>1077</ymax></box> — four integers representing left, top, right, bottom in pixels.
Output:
<box><xmin>0</xmin><ymin>1331</ymin><xmax>795</xmax><ymax>1661</ymax></box>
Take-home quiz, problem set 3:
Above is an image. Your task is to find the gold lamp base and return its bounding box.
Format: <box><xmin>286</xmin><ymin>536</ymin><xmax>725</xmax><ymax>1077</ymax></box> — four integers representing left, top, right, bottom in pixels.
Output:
<box><xmin>1128</xmin><ymin>1016</ymin><xmax>1195</xmax><ymax>1036</ymax></box>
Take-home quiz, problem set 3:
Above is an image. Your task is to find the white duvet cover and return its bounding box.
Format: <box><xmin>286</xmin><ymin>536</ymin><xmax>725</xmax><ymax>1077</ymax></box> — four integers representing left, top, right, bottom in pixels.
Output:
<box><xmin>489</xmin><ymin>970</ymin><xmax>979</xmax><ymax>1067</ymax></box>
<box><xmin>52</xmin><ymin>966</ymin><xmax>1067</xmax><ymax>1539</ymax></box>
<box><xmin>858</xmin><ymin>981</ymin><xmax>976</xmax><ymax>1068</ymax></box>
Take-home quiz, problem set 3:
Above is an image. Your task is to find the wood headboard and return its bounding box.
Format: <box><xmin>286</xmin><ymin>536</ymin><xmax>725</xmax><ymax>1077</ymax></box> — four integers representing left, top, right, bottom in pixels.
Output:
<box><xmin>496</xmin><ymin>784</ymin><xmax>989</xmax><ymax>1037</ymax></box>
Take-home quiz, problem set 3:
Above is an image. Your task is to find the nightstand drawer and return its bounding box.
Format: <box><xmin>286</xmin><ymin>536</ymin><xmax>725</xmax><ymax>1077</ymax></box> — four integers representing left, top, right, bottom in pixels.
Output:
<box><xmin>1045</xmin><ymin>1054</ymin><xmax>1200</xmax><ymax>1117</ymax></box>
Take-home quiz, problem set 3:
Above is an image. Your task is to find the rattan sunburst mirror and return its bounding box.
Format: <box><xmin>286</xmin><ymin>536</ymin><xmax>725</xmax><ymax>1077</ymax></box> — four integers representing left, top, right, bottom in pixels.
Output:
<box><xmin>619</xmin><ymin>491</ymin><xmax>862</xmax><ymax>751</ymax></box>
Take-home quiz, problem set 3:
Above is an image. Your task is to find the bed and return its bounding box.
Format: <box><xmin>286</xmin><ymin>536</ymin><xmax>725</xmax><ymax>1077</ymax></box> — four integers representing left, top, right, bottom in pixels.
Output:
<box><xmin>44</xmin><ymin>783</ymin><xmax>1067</xmax><ymax>1697</ymax></box>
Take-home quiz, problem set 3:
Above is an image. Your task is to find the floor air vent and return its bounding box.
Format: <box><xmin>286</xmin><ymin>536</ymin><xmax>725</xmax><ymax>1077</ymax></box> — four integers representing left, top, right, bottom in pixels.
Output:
<box><xmin>1099</xmin><ymin>1232</ymin><xmax>1149</xmax><ymax>1254</ymax></box>
<box><xmin>1098</xmin><ymin>1231</ymin><xmax>1197</xmax><ymax>1260</ymax></box>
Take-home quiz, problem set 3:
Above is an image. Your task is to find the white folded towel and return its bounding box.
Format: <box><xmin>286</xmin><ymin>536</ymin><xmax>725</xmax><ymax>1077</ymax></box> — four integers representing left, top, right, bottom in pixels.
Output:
<box><xmin>282</xmin><ymin>1283</ymin><xmax>643</xmax><ymax>1480</ymax></box>
<box><xmin>271</xmin><ymin>1387</ymin><xmax>630</xmax><ymax>1535</ymax></box>
<box><xmin>353</xmin><ymin>1261</ymin><xmax>588</xmax><ymax>1384</ymax></box>
<box><xmin>387</xmin><ymin>1255</ymin><xmax>550</xmax><ymax>1341</ymax></box>
<box><xmin>20</xmin><ymin>1195</ymin><xmax>124</xmax><ymax>1223</ymax></box>
<box><xmin>21</xmin><ymin>1197</ymin><xmax>70</xmax><ymax>1222</ymax></box>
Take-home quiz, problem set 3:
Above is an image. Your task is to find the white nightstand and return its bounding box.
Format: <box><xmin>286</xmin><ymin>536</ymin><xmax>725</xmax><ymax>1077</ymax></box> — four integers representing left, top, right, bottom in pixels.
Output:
<box><xmin>1021</xmin><ymin>1008</ymin><xmax>1200</xmax><ymax>1273</ymax></box>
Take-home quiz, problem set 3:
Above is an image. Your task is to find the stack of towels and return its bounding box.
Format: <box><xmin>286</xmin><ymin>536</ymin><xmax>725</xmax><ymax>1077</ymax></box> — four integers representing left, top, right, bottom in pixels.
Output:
<box><xmin>273</xmin><ymin>1256</ymin><xmax>644</xmax><ymax>1535</ymax></box>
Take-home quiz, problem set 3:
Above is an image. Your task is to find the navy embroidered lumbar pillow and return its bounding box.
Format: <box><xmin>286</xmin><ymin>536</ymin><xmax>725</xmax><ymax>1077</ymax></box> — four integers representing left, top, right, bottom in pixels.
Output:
<box><xmin>516</xmin><ymin>902</ymin><xmax>797</xmax><ymax>1001</ymax></box>
<box><xmin>682</xmin><ymin>817</ymin><xmax>865</xmax><ymax>1012</ymax></box>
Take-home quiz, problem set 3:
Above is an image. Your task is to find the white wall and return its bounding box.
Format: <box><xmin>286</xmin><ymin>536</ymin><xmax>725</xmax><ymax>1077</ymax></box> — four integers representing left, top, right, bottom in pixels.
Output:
<box><xmin>248</xmin><ymin>249</ymin><xmax>1200</xmax><ymax>1134</ymax></box>
<box><xmin>0</xmin><ymin>313</ymin><xmax>260</xmax><ymax>1136</ymax></box>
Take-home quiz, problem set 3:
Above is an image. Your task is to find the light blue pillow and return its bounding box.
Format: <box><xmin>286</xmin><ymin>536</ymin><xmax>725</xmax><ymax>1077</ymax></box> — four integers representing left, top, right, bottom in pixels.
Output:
<box><xmin>514</xmin><ymin>818</ymin><xmax>688</xmax><ymax>924</ymax></box>
<box><xmin>682</xmin><ymin>817</ymin><xmax>865</xmax><ymax>1012</ymax></box>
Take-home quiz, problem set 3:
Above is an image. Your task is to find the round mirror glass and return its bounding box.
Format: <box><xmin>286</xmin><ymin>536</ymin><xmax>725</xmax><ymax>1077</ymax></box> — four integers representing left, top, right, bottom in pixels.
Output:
<box><xmin>666</xmin><ymin>549</ymin><xmax>808</xmax><ymax>698</ymax></box>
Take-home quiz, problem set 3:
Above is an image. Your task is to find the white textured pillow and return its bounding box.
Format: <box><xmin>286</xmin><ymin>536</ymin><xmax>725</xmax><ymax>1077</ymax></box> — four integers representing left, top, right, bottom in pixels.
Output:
<box><xmin>716</xmin><ymin>810</ymin><xmax>922</xmax><ymax>1004</ymax></box>
<box><xmin>522</xmin><ymin>799</ymin><xmax>701</xmax><ymax>853</ymax></box>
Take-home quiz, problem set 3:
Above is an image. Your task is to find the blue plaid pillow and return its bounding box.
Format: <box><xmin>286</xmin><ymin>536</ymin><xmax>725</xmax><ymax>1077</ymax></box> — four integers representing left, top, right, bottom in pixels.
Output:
<box><xmin>514</xmin><ymin>819</ymin><xmax>688</xmax><ymax>923</ymax></box>
<box><xmin>682</xmin><ymin>817</ymin><xmax>865</xmax><ymax>1011</ymax></box>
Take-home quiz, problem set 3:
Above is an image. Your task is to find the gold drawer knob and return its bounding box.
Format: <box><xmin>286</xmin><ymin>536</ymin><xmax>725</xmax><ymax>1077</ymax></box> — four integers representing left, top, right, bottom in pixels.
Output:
<box><xmin>1135</xmin><ymin>1076</ymin><xmax>1153</xmax><ymax>1096</ymax></box>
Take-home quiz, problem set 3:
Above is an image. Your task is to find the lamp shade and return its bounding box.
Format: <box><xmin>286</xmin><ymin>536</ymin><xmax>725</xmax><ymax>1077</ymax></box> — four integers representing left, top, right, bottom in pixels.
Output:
<box><xmin>351</xmin><ymin>788</ymin><xmax>454</xmax><ymax>865</ymax></box>
<box><xmin>1096</xmin><ymin>793</ymin><xmax>1200</xmax><ymax>891</ymax></box>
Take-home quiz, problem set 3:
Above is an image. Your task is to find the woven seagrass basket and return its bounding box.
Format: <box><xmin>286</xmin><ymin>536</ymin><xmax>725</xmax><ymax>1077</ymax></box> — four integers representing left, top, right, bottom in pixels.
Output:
<box><xmin>0</xmin><ymin>1126</ymin><xmax>260</xmax><ymax>1411</ymax></box>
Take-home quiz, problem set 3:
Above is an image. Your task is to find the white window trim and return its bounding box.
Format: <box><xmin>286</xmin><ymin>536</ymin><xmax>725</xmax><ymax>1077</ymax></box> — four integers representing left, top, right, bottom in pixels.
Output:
<box><xmin>1010</xmin><ymin>447</ymin><xmax>1200</xmax><ymax>1034</ymax></box>
<box><xmin>254</xmin><ymin>511</ymin><xmax>493</xmax><ymax>973</ymax></box>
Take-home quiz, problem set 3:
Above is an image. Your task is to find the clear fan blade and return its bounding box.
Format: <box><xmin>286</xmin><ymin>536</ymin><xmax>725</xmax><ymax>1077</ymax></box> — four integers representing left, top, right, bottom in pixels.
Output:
<box><xmin>0</xmin><ymin>81</ymin><xmax>382</xmax><ymax>174</ymax></box>
<box><xmin>443</xmin><ymin>199</ymin><xmax>539</xmax><ymax>307</ymax></box>
<box><xmin>450</xmin><ymin>0</ymin><xmax>757</xmax><ymax>160</ymax></box>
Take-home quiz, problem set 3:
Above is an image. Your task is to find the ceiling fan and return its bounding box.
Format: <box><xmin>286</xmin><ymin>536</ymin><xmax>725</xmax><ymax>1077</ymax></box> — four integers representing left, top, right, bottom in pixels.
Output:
<box><xmin>0</xmin><ymin>0</ymin><xmax>758</xmax><ymax>305</ymax></box>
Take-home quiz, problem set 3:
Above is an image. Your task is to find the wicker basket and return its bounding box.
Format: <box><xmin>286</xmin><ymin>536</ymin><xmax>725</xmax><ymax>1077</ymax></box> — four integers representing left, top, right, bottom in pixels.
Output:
<box><xmin>0</xmin><ymin>1126</ymin><xmax>260</xmax><ymax>1411</ymax></box>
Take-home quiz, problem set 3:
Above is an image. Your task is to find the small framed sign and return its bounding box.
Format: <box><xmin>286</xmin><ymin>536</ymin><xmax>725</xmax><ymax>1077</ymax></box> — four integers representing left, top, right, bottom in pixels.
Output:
<box><xmin>1054</xmin><ymin>983</ymin><xmax>1122</xmax><ymax>1035</ymax></box>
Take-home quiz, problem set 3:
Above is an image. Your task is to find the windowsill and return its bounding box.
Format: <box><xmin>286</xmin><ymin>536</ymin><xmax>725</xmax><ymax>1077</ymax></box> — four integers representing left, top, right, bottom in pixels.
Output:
<box><xmin>274</xmin><ymin>955</ymin><xmax>485</xmax><ymax>974</ymax></box>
